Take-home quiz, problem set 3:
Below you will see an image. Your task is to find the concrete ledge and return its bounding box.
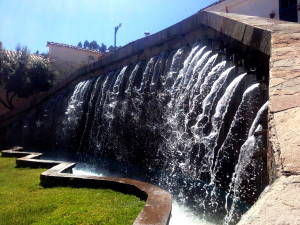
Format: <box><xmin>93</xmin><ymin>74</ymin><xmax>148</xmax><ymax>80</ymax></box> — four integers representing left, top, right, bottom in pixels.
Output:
<box><xmin>1</xmin><ymin>147</ymin><xmax>172</xmax><ymax>225</ymax></box>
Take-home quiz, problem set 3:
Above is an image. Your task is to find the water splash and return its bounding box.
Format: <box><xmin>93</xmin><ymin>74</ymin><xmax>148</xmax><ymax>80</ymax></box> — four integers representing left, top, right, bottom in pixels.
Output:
<box><xmin>224</xmin><ymin>102</ymin><xmax>269</xmax><ymax>224</ymax></box>
<box><xmin>9</xmin><ymin>42</ymin><xmax>269</xmax><ymax>224</ymax></box>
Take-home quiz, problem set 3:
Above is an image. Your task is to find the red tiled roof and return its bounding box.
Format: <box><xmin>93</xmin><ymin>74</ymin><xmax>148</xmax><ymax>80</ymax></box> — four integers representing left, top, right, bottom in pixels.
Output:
<box><xmin>46</xmin><ymin>41</ymin><xmax>103</xmax><ymax>55</ymax></box>
<box><xmin>200</xmin><ymin>0</ymin><xmax>227</xmax><ymax>11</ymax></box>
<box><xmin>4</xmin><ymin>50</ymin><xmax>48</xmax><ymax>64</ymax></box>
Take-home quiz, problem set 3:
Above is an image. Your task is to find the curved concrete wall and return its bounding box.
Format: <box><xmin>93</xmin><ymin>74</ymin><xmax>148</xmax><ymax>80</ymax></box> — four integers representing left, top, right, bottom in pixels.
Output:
<box><xmin>1</xmin><ymin>147</ymin><xmax>172</xmax><ymax>225</ymax></box>
<box><xmin>0</xmin><ymin>11</ymin><xmax>300</xmax><ymax>224</ymax></box>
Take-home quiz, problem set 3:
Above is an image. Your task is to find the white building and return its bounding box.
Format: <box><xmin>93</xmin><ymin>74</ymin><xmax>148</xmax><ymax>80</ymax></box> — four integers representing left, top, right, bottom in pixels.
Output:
<box><xmin>203</xmin><ymin>0</ymin><xmax>299</xmax><ymax>23</ymax></box>
<box><xmin>47</xmin><ymin>42</ymin><xmax>103</xmax><ymax>80</ymax></box>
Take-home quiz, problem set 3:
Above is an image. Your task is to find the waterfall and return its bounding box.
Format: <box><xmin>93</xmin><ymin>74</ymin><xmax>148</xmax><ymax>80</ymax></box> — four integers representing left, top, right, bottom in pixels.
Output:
<box><xmin>61</xmin><ymin>79</ymin><xmax>94</xmax><ymax>148</ymax></box>
<box><xmin>185</xmin><ymin>61</ymin><xmax>227</xmax><ymax>131</ymax></box>
<box><xmin>138</xmin><ymin>56</ymin><xmax>157</xmax><ymax>94</ymax></box>
<box><xmin>224</xmin><ymin>101</ymin><xmax>268</xmax><ymax>224</ymax></box>
<box><xmin>200</xmin><ymin>73</ymin><xmax>247</xmax><ymax>175</ymax></box>
<box><xmin>64</xmin><ymin>79</ymin><xmax>94</xmax><ymax>131</ymax></box>
<box><xmin>78</xmin><ymin>75</ymin><xmax>106</xmax><ymax>153</ymax></box>
<box><xmin>163</xmin><ymin>47</ymin><xmax>186</xmax><ymax>90</ymax></box>
<box><xmin>7</xmin><ymin>42</ymin><xmax>269</xmax><ymax>224</ymax></box>
<box><xmin>202</xmin><ymin>83</ymin><xmax>262</xmax><ymax>215</ymax></box>
<box><xmin>191</xmin><ymin>66</ymin><xmax>234</xmax><ymax>138</ymax></box>
<box><xmin>211</xmin><ymin>83</ymin><xmax>262</xmax><ymax>187</ymax></box>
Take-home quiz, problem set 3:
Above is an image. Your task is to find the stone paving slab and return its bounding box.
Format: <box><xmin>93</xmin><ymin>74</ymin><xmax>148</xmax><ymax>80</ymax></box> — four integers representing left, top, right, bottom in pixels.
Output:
<box><xmin>273</xmin><ymin>107</ymin><xmax>300</xmax><ymax>174</ymax></box>
<box><xmin>238</xmin><ymin>175</ymin><xmax>300</xmax><ymax>225</ymax></box>
<box><xmin>1</xmin><ymin>147</ymin><xmax>172</xmax><ymax>225</ymax></box>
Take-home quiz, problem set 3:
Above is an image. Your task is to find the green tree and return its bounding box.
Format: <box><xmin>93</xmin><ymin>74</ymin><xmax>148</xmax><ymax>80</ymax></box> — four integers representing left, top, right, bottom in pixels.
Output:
<box><xmin>0</xmin><ymin>44</ymin><xmax>56</xmax><ymax>110</ymax></box>
<box><xmin>79</xmin><ymin>40</ymin><xmax>109</xmax><ymax>53</ymax></box>
<box><xmin>27</xmin><ymin>61</ymin><xmax>55</xmax><ymax>95</ymax></box>
<box><xmin>0</xmin><ymin>45</ymin><xmax>13</xmax><ymax>109</ymax></box>
<box><xmin>108</xmin><ymin>45</ymin><xmax>114</xmax><ymax>52</ymax></box>
<box><xmin>83</xmin><ymin>40</ymin><xmax>89</xmax><ymax>49</ymax></box>
<box><xmin>99</xmin><ymin>43</ymin><xmax>107</xmax><ymax>53</ymax></box>
<box><xmin>89</xmin><ymin>40</ymin><xmax>100</xmax><ymax>50</ymax></box>
<box><xmin>4</xmin><ymin>45</ymin><xmax>30</xmax><ymax>107</ymax></box>
<box><xmin>77</xmin><ymin>41</ymin><xmax>83</xmax><ymax>48</ymax></box>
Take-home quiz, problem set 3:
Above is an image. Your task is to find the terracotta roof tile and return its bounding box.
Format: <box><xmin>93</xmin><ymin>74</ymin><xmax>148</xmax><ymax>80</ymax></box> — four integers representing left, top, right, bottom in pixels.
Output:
<box><xmin>46</xmin><ymin>41</ymin><xmax>103</xmax><ymax>54</ymax></box>
<box><xmin>4</xmin><ymin>50</ymin><xmax>48</xmax><ymax>64</ymax></box>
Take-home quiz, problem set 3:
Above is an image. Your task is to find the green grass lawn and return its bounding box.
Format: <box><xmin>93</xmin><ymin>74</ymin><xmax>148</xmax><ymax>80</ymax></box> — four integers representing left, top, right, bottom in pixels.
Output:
<box><xmin>0</xmin><ymin>153</ymin><xmax>145</xmax><ymax>225</ymax></box>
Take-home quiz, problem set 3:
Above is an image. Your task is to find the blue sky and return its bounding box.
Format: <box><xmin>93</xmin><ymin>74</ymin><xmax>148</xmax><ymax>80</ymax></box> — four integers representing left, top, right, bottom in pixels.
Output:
<box><xmin>0</xmin><ymin>0</ymin><xmax>217</xmax><ymax>53</ymax></box>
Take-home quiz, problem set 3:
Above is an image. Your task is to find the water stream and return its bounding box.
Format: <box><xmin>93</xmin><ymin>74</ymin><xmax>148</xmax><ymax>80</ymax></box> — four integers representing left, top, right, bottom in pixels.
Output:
<box><xmin>5</xmin><ymin>43</ymin><xmax>269</xmax><ymax>224</ymax></box>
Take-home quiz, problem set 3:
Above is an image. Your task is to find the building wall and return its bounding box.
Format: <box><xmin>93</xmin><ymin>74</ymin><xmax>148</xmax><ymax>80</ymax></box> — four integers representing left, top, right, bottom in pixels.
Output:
<box><xmin>48</xmin><ymin>45</ymin><xmax>101</xmax><ymax>82</ymax></box>
<box><xmin>204</xmin><ymin>0</ymin><xmax>282</xmax><ymax>21</ymax></box>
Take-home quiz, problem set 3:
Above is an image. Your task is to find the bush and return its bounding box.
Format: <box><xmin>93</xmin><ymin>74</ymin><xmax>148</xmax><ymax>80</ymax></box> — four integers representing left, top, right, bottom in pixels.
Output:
<box><xmin>0</xmin><ymin>44</ymin><xmax>56</xmax><ymax>110</ymax></box>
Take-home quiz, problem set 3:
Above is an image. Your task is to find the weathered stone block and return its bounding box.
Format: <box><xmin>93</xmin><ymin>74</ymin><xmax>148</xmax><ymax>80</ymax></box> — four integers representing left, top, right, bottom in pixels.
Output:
<box><xmin>260</xmin><ymin>30</ymin><xmax>271</xmax><ymax>55</ymax></box>
<box><xmin>242</xmin><ymin>25</ymin><xmax>254</xmax><ymax>46</ymax></box>
<box><xmin>238</xmin><ymin>175</ymin><xmax>300</xmax><ymax>225</ymax></box>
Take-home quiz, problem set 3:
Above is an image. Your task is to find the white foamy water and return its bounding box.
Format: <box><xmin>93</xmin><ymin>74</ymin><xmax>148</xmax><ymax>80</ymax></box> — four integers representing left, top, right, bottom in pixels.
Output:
<box><xmin>72</xmin><ymin>168</ymin><xmax>213</xmax><ymax>225</ymax></box>
<box><xmin>169</xmin><ymin>201</ymin><xmax>215</xmax><ymax>225</ymax></box>
<box><xmin>72</xmin><ymin>168</ymin><xmax>104</xmax><ymax>177</ymax></box>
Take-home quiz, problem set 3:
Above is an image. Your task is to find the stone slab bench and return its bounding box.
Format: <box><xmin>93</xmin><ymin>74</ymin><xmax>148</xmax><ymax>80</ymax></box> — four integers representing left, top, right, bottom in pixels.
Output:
<box><xmin>1</xmin><ymin>147</ymin><xmax>172</xmax><ymax>225</ymax></box>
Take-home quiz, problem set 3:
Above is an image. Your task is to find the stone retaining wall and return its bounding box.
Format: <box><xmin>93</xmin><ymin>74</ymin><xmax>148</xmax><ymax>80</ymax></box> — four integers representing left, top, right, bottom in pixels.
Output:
<box><xmin>1</xmin><ymin>147</ymin><xmax>172</xmax><ymax>225</ymax></box>
<box><xmin>204</xmin><ymin>12</ymin><xmax>300</xmax><ymax>225</ymax></box>
<box><xmin>0</xmin><ymin>11</ymin><xmax>268</xmax><ymax>125</ymax></box>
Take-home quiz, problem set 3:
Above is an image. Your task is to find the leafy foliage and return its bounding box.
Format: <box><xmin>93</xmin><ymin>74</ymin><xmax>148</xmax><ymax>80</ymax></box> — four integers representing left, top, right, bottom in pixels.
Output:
<box><xmin>100</xmin><ymin>43</ymin><xmax>108</xmax><ymax>53</ymax></box>
<box><xmin>77</xmin><ymin>40</ymin><xmax>115</xmax><ymax>53</ymax></box>
<box><xmin>0</xmin><ymin>44</ymin><xmax>56</xmax><ymax>110</ymax></box>
<box><xmin>27</xmin><ymin>61</ymin><xmax>56</xmax><ymax>95</ymax></box>
<box><xmin>89</xmin><ymin>40</ymin><xmax>99</xmax><ymax>50</ymax></box>
<box><xmin>77</xmin><ymin>41</ymin><xmax>82</xmax><ymax>48</ymax></box>
<box><xmin>83</xmin><ymin>40</ymin><xmax>90</xmax><ymax>49</ymax></box>
<box><xmin>0</xmin><ymin>46</ymin><xmax>11</xmax><ymax>86</ymax></box>
<box><xmin>108</xmin><ymin>45</ymin><xmax>114</xmax><ymax>52</ymax></box>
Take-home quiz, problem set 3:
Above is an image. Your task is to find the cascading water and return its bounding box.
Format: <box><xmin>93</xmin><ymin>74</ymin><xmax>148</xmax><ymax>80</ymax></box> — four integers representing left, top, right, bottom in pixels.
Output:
<box><xmin>224</xmin><ymin>102</ymin><xmax>269</xmax><ymax>224</ymax></box>
<box><xmin>62</xmin><ymin>79</ymin><xmax>94</xmax><ymax>148</ymax></box>
<box><xmin>5</xmin><ymin>42</ymin><xmax>269</xmax><ymax>224</ymax></box>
